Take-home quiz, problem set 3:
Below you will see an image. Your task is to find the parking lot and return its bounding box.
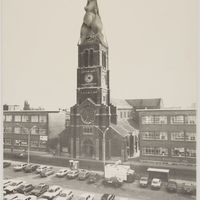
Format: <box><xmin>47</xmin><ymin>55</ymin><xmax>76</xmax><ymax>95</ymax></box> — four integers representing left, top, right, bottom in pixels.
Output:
<box><xmin>4</xmin><ymin>161</ymin><xmax>196</xmax><ymax>200</ymax></box>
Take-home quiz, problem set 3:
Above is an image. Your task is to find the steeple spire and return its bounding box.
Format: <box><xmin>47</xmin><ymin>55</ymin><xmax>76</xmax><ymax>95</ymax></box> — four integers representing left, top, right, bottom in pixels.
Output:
<box><xmin>79</xmin><ymin>0</ymin><xmax>108</xmax><ymax>47</ymax></box>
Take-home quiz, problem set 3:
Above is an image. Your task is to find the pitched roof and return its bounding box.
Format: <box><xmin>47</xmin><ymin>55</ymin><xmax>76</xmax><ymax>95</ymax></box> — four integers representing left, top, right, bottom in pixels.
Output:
<box><xmin>110</xmin><ymin>123</ymin><xmax>129</xmax><ymax>138</ymax></box>
<box><xmin>117</xmin><ymin>120</ymin><xmax>138</xmax><ymax>133</ymax></box>
<box><xmin>111</xmin><ymin>98</ymin><xmax>132</xmax><ymax>109</ymax></box>
<box><xmin>126</xmin><ymin>98</ymin><xmax>163</xmax><ymax>109</ymax></box>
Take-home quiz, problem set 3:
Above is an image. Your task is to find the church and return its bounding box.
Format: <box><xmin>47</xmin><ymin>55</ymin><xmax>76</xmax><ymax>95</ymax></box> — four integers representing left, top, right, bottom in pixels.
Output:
<box><xmin>67</xmin><ymin>0</ymin><xmax>139</xmax><ymax>161</ymax></box>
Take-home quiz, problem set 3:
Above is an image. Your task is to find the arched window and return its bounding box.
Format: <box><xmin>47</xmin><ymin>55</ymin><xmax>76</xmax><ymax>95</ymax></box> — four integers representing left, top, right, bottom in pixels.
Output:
<box><xmin>84</xmin><ymin>50</ymin><xmax>89</xmax><ymax>67</ymax></box>
<box><xmin>102</xmin><ymin>51</ymin><xmax>106</xmax><ymax>68</ymax></box>
<box><xmin>89</xmin><ymin>49</ymin><xmax>94</xmax><ymax>66</ymax></box>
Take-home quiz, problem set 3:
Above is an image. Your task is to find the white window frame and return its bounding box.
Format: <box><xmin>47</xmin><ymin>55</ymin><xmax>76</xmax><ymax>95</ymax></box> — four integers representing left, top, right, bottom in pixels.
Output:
<box><xmin>170</xmin><ymin>115</ymin><xmax>184</xmax><ymax>124</ymax></box>
<box><xmin>171</xmin><ymin>132</ymin><xmax>184</xmax><ymax>141</ymax></box>
<box><xmin>5</xmin><ymin>115</ymin><xmax>12</xmax><ymax>122</ymax></box>
<box><xmin>31</xmin><ymin>115</ymin><xmax>39</xmax><ymax>122</ymax></box>
<box><xmin>185</xmin><ymin>133</ymin><xmax>196</xmax><ymax>141</ymax></box>
<box><xmin>185</xmin><ymin>115</ymin><xmax>196</xmax><ymax>124</ymax></box>
<box><xmin>171</xmin><ymin>147</ymin><xmax>185</xmax><ymax>157</ymax></box>
<box><xmin>14</xmin><ymin>115</ymin><xmax>21</xmax><ymax>122</ymax></box>
<box><xmin>39</xmin><ymin>115</ymin><xmax>47</xmax><ymax>123</ymax></box>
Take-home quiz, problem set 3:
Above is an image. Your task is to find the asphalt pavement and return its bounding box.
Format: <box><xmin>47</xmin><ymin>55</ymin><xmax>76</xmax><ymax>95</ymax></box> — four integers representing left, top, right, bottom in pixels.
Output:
<box><xmin>3</xmin><ymin>160</ymin><xmax>196</xmax><ymax>200</ymax></box>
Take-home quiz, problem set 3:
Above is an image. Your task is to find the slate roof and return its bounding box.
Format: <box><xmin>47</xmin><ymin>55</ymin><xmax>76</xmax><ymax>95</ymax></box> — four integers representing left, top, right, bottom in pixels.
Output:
<box><xmin>126</xmin><ymin>98</ymin><xmax>163</xmax><ymax>109</ymax></box>
<box><xmin>111</xmin><ymin>98</ymin><xmax>132</xmax><ymax>109</ymax></box>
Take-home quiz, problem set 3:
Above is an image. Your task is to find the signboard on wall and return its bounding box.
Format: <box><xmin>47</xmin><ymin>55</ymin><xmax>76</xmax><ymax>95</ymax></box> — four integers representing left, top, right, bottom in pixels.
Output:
<box><xmin>40</xmin><ymin>136</ymin><xmax>48</xmax><ymax>141</ymax></box>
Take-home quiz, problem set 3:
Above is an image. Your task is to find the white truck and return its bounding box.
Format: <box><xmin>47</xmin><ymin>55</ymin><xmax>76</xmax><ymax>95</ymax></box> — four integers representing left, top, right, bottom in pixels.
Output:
<box><xmin>104</xmin><ymin>161</ymin><xmax>135</xmax><ymax>187</ymax></box>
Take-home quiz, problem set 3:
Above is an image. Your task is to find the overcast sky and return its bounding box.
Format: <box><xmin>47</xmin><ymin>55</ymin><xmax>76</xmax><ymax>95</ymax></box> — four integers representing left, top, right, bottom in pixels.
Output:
<box><xmin>2</xmin><ymin>0</ymin><xmax>197</xmax><ymax>110</ymax></box>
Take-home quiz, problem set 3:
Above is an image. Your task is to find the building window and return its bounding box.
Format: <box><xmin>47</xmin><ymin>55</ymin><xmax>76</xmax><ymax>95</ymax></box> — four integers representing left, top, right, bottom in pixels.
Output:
<box><xmin>14</xmin><ymin>127</ymin><xmax>21</xmax><ymax>134</ymax></box>
<box><xmin>170</xmin><ymin>115</ymin><xmax>184</xmax><ymax>124</ymax></box>
<box><xmin>102</xmin><ymin>51</ymin><xmax>106</xmax><ymax>68</ymax></box>
<box><xmin>14</xmin><ymin>115</ymin><xmax>21</xmax><ymax>122</ymax></box>
<box><xmin>31</xmin><ymin>127</ymin><xmax>39</xmax><ymax>135</ymax></box>
<box><xmin>31</xmin><ymin>115</ymin><xmax>39</xmax><ymax>122</ymax></box>
<box><xmin>142</xmin><ymin>132</ymin><xmax>167</xmax><ymax>140</ymax></box>
<box><xmin>171</xmin><ymin>147</ymin><xmax>185</xmax><ymax>157</ymax></box>
<box><xmin>84</xmin><ymin>50</ymin><xmax>89</xmax><ymax>67</ymax></box>
<box><xmin>39</xmin><ymin>140</ymin><xmax>47</xmax><ymax>148</ymax></box>
<box><xmin>185</xmin><ymin>115</ymin><xmax>196</xmax><ymax>124</ymax></box>
<box><xmin>4</xmin><ymin>126</ymin><xmax>12</xmax><ymax>133</ymax></box>
<box><xmin>4</xmin><ymin>139</ymin><xmax>11</xmax><ymax>145</ymax></box>
<box><xmin>120</xmin><ymin>112</ymin><xmax>123</xmax><ymax>118</ymax></box>
<box><xmin>31</xmin><ymin>140</ymin><xmax>39</xmax><ymax>147</ymax></box>
<box><xmin>185</xmin><ymin>133</ymin><xmax>196</xmax><ymax>141</ymax></box>
<box><xmin>89</xmin><ymin>49</ymin><xmax>93</xmax><ymax>66</ymax></box>
<box><xmin>39</xmin><ymin>115</ymin><xmax>47</xmax><ymax>123</ymax></box>
<box><xmin>185</xmin><ymin>149</ymin><xmax>196</xmax><ymax>158</ymax></box>
<box><xmin>14</xmin><ymin>140</ymin><xmax>21</xmax><ymax>146</ymax></box>
<box><xmin>124</xmin><ymin>112</ymin><xmax>126</xmax><ymax>118</ymax></box>
<box><xmin>142</xmin><ymin>116</ymin><xmax>154</xmax><ymax>124</ymax></box>
<box><xmin>5</xmin><ymin>115</ymin><xmax>12</xmax><ymax>122</ymax></box>
<box><xmin>171</xmin><ymin>132</ymin><xmax>184</xmax><ymax>141</ymax></box>
<box><xmin>154</xmin><ymin>116</ymin><xmax>167</xmax><ymax>124</ymax></box>
<box><xmin>22</xmin><ymin>115</ymin><xmax>29</xmax><ymax>122</ymax></box>
<box><xmin>39</xmin><ymin>129</ymin><xmax>46</xmax><ymax>135</ymax></box>
<box><xmin>142</xmin><ymin>147</ymin><xmax>168</xmax><ymax>156</ymax></box>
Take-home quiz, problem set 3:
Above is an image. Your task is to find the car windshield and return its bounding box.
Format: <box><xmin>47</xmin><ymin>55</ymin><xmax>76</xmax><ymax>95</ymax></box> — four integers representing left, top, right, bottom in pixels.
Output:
<box><xmin>60</xmin><ymin>193</ymin><xmax>67</xmax><ymax>197</ymax></box>
<box><xmin>10</xmin><ymin>182</ymin><xmax>17</xmax><ymax>186</ymax></box>
<box><xmin>35</xmin><ymin>186</ymin><xmax>42</xmax><ymax>190</ymax></box>
<box><xmin>141</xmin><ymin>177</ymin><xmax>147</xmax><ymax>181</ymax></box>
<box><xmin>48</xmin><ymin>189</ymin><xmax>55</xmax><ymax>192</ymax></box>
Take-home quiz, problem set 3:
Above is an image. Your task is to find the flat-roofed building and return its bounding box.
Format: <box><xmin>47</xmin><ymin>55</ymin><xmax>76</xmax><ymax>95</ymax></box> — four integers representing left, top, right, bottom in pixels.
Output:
<box><xmin>137</xmin><ymin>109</ymin><xmax>196</xmax><ymax>163</ymax></box>
<box><xmin>3</xmin><ymin>108</ymin><xmax>66</xmax><ymax>152</ymax></box>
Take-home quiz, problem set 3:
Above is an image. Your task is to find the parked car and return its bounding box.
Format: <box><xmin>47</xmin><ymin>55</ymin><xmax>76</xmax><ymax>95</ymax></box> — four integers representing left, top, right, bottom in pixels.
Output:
<box><xmin>101</xmin><ymin>193</ymin><xmax>115</xmax><ymax>200</ymax></box>
<box><xmin>13</xmin><ymin>163</ymin><xmax>28</xmax><ymax>171</ymax></box>
<box><xmin>4</xmin><ymin>161</ymin><xmax>11</xmax><ymax>168</ymax></box>
<box><xmin>87</xmin><ymin>172</ymin><xmax>100</xmax><ymax>184</ymax></box>
<box><xmin>139</xmin><ymin>177</ymin><xmax>148</xmax><ymax>188</ymax></box>
<box><xmin>13</xmin><ymin>183</ymin><xmax>34</xmax><ymax>195</ymax></box>
<box><xmin>23</xmin><ymin>164</ymin><xmax>39</xmax><ymax>173</ymax></box>
<box><xmin>181</xmin><ymin>183</ymin><xmax>195</xmax><ymax>195</ymax></box>
<box><xmin>4</xmin><ymin>193</ymin><xmax>26</xmax><ymax>200</ymax></box>
<box><xmin>30</xmin><ymin>183</ymin><xmax>49</xmax><ymax>197</ymax></box>
<box><xmin>36</xmin><ymin>166</ymin><xmax>52</xmax><ymax>174</ymax></box>
<box><xmin>78</xmin><ymin>169</ymin><xmax>90</xmax><ymax>180</ymax></box>
<box><xmin>41</xmin><ymin>185</ymin><xmax>62</xmax><ymax>200</ymax></box>
<box><xmin>4</xmin><ymin>179</ymin><xmax>14</xmax><ymax>189</ymax></box>
<box><xmin>4</xmin><ymin>180</ymin><xmax>26</xmax><ymax>194</ymax></box>
<box><xmin>102</xmin><ymin>177</ymin><xmax>123</xmax><ymax>188</ymax></box>
<box><xmin>166</xmin><ymin>181</ymin><xmax>177</xmax><ymax>193</ymax></box>
<box><xmin>67</xmin><ymin>170</ymin><xmax>79</xmax><ymax>179</ymax></box>
<box><xmin>56</xmin><ymin>169</ymin><xmax>70</xmax><ymax>178</ymax></box>
<box><xmin>79</xmin><ymin>193</ymin><xmax>94</xmax><ymax>200</ymax></box>
<box><xmin>40</xmin><ymin>169</ymin><xmax>55</xmax><ymax>177</ymax></box>
<box><xmin>151</xmin><ymin>178</ymin><xmax>162</xmax><ymax>190</ymax></box>
<box><xmin>54</xmin><ymin>189</ymin><xmax>73</xmax><ymax>200</ymax></box>
<box><xmin>23</xmin><ymin>195</ymin><xmax>37</xmax><ymax>200</ymax></box>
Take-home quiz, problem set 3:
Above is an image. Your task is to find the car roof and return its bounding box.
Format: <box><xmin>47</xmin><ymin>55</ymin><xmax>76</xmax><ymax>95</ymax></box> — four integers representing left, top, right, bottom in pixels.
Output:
<box><xmin>61</xmin><ymin>189</ymin><xmax>73</xmax><ymax>193</ymax></box>
<box><xmin>152</xmin><ymin>178</ymin><xmax>160</xmax><ymax>181</ymax></box>
<box><xmin>49</xmin><ymin>185</ymin><xmax>61</xmax><ymax>189</ymax></box>
<box><xmin>80</xmin><ymin>193</ymin><xmax>94</xmax><ymax>197</ymax></box>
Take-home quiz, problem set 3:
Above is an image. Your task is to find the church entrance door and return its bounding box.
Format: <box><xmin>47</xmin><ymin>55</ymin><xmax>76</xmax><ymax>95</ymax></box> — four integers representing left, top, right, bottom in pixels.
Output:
<box><xmin>82</xmin><ymin>139</ymin><xmax>95</xmax><ymax>159</ymax></box>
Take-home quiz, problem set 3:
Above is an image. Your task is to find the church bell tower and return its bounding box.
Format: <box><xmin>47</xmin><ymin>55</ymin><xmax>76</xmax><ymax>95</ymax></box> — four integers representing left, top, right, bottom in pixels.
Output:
<box><xmin>69</xmin><ymin>0</ymin><xmax>117</xmax><ymax>160</ymax></box>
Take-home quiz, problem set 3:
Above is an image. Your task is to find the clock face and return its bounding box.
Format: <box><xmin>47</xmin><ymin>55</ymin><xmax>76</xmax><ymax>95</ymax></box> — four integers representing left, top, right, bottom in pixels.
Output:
<box><xmin>84</xmin><ymin>73</ymin><xmax>94</xmax><ymax>83</ymax></box>
<box><xmin>80</xmin><ymin>106</ymin><xmax>95</xmax><ymax>124</ymax></box>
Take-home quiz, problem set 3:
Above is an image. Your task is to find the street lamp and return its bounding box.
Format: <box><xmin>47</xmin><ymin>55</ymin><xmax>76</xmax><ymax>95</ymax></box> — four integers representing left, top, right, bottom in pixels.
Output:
<box><xmin>95</xmin><ymin>126</ymin><xmax>109</xmax><ymax>174</ymax></box>
<box><xmin>16</xmin><ymin>124</ymin><xmax>37</xmax><ymax>164</ymax></box>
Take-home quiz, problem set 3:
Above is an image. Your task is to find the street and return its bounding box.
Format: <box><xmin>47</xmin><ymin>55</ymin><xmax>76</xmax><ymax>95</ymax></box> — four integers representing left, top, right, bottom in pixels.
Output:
<box><xmin>4</xmin><ymin>161</ymin><xmax>196</xmax><ymax>200</ymax></box>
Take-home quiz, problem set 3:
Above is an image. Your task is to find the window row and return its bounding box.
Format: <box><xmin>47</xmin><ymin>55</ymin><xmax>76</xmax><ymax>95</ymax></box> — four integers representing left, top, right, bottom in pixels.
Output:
<box><xmin>142</xmin><ymin>115</ymin><xmax>196</xmax><ymax>125</ymax></box>
<box><xmin>3</xmin><ymin>139</ymin><xmax>47</xmax><ymax>148</ymax></box>
<box><xmin>4</xmin><ymin>115</ymin><xmax>47</xmax><ymax>123</ymax></box>
<box><xmin>141</xmin><ymin>132</ymin><xmax>196</xmax><ymax>141</ymax></box>
<box><xmin>142</xmin><ymin>147</ymin><xmax>196</xmax><ymax>158</ymax></box>
<box><xmin>4</xmin><ymin>127</ymin><xmax>47</xmax><ymax>135</ymax></box>
<box><xmin>120</xmin><ymin>111</ymin><xmax>132</xmax><ymax>119</ymax></box>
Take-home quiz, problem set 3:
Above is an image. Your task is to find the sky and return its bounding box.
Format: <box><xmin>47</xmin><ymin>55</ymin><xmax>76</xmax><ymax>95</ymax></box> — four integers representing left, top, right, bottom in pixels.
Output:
<box><xmin>2</xmin><ymin>0</ymin><xmax>197</xmax><ymax>110</ymax></box>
